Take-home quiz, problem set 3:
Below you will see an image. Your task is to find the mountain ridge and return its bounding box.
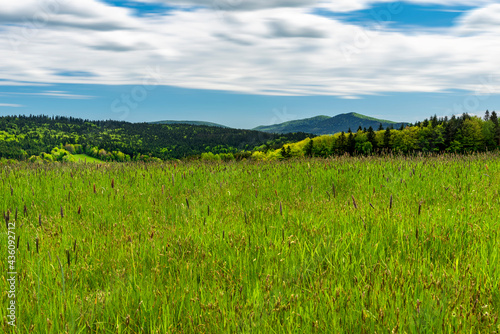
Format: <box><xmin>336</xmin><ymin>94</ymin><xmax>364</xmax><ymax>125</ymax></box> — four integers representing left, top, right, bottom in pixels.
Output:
<box><xmin>254</xmin><ymin>112</ymin><xmax>407</xmax><ymax>135</ymax></box>
<box><xmin>150</xmin><ymin>120</ymin><xmax>228</xmax><ymax>128</ymax></box>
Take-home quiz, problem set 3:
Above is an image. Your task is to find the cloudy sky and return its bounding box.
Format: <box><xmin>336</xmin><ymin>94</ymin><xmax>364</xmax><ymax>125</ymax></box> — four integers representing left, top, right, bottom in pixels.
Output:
<box><xmin>0</xmin><ymin>0</ymin><xmax>499</xmax><ymax>128</ymax></box>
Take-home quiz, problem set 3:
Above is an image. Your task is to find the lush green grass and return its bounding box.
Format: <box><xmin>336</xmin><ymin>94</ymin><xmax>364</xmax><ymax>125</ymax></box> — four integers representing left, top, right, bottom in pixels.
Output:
<box><xmin>72</xmin><ymin>154</ymin><xmax>102</xmax><ymax>163</ymax></box>
<box><xmin>1</xmin><ymin>153</ymin><xmax>499</xmax><ymax>333</ymax></box>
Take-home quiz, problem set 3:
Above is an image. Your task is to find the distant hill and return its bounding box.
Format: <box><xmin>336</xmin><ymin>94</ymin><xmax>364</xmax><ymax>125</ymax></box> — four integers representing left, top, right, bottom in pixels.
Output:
<box><xmin>254</xmin><ymin>112</ymin><xmax>407</xmax><ymax>135</ymax></box>
<box><xmin>151</xmin><ymin>120</ymin><xmax>228</xmax><ymax>128</ymax></box>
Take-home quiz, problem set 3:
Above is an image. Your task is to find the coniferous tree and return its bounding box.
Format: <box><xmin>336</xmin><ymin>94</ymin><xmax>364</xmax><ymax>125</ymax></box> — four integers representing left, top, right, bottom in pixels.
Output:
<box><xmin>383</xmin><ymin>127</ymin><xmax>391</xmax><ymax>149</ymax></box>
<box><xmin>490</xmin><ymin>111</ymin><xmax>498</xmax><ymax>126</ymax></box>
<box><xmin>444</xmin><ymin>115</ymin><xmax>459</xmax><ymax>147</ymax></box>
<box><xmin>304</xmin><ymin>139</ymin><xmax>314</xmax><ymax>157</ymax></box>
<box><xmin>336</xmin><ymin>131</ymin><xmax>347</xmax><ymax>154</ymax></box>
<box><xmin>491</xmin><ymin>111</ymin><xmax>500</xmax><ymax>145</ymax></box>
<box><xmin>280</xmin><ymin>146</ymin><xmax>287</xmax><ymax>159</ymax></box>
<box><xmin>430</xmin><ymin>115</ymin><xmax>438</xmax><ymax>127</ymax></box>
<box><xmin>367</xmin><ymin>126</ymin><xmax>376</xmax><ymax>150</ymax></box>
<box><xmin>347</xmin><ymin>132</ymin><xmax>356</xmax><ymax>155</ymax></box>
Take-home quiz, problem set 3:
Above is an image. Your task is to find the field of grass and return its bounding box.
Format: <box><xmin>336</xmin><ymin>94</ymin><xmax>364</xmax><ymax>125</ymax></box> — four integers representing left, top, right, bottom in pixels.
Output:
<box><xmin>1</xmin><ymin>153</ymin><xmax>499</xmax><ymax>333</ymax></box>
<box><xmin>72</xmin><ymin>154</ymin><xmax>102</xmax><ymax>163</ymax></box>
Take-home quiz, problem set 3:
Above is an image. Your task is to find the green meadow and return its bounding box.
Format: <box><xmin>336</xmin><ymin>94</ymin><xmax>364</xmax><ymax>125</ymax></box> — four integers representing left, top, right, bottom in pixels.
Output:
<box><xmin>1</xmin><ymin>153</ymin><xmax>499</xmax><ymax>333</ymax></box>
<box><xmin>72</xmin><ymin>154</ymin><xmax>102</xmax><ymax>163</ymax></box>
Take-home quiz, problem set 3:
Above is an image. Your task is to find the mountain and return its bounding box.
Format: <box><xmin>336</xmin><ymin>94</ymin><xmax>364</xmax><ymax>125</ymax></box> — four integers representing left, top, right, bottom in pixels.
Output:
<box><xmin>254</xmin><ymin>112</ymin><xmax>408</xmax><ymax>135</ymax></box>
<box><xmin>150</xmin><ymin>120</ymin><xmax>228</xmax><ymax>128</ymax></box>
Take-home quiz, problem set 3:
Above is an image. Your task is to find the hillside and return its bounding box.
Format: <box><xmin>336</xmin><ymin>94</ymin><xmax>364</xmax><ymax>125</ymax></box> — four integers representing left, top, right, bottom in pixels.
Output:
<box><xmin>150</xmin><ymin>120</ymin><xmax>228</xmax><ymax>128</ymax></box>
<box><xmin>0</xmin><ymin>115</ymin><xmax>311</xmax><ymax>161</ymax></box>
<box><xmin>254</xmin><ymin>112</ymin><xmax>407</xmax><ymax>135</ymax></box>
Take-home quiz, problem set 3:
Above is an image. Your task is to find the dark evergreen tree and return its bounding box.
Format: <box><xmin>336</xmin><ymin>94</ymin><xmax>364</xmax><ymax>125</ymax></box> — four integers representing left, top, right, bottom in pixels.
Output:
<box><xmin>431</xmin><ymin>115</ymin><xmax>438</xmax><ymax>128</ymax></box>
<box><xmin>490</xmin><ymin>111</ymin><xmax>498</xmax><ymax>126</ymax></box>
<box><xmin>383</xmin><ymin>128</ymin><xmax>391</xmax><ymax>149</ymax></box>
<box><xmin>491</xmin><ymin>111</ymin><xmax>500</xmax><ymax>145</ymax></box>
<box><xmin>304</xmin><ymin>139</ymin><xmax>314</xmax><ymax>157</ymax></box>
<box><xmin>336</xmin><ymin>131</ymin><xmax>347</xmax><ymax>154</ymax></box>
<box><xmin>347</xmin><ymin>132</ymin><xmax>356</xmax><ymax>155</ymax></box>
<box><xmin>280</xmin><ymin>146</ymin><xmax>287</xmax><ymax>158</ymax></box>
<box><xmin>444</xmin><ymin>115</ymin><xmax>459</xmax><ymax>147</ymax></box>
<box><xmin>367</xmin><ymin>126</ymin><xmax>376</xmax><ymax>150</ymax></box>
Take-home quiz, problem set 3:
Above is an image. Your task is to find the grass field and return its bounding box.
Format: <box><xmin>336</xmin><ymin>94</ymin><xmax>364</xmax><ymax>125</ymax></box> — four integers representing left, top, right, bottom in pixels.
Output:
<box><xmin>1</xmin><ymin>153</ymin><xmax>499</xmax><ymax>333</ymax></box>
<box><xmin>72</xmin><ymin>154</ymin><xmax>102</xmax><ymax>163</ymax></box>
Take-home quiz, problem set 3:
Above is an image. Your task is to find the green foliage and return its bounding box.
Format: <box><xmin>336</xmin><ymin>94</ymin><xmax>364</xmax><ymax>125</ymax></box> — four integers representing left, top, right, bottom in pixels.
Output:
<box><xmin>63</xmin><ymin>144</ymin><xmax>76</xmax><ymax>154</ymax></box>
<box><xmin>200</xmin><ymin>152</ymin><xmax>236</xmax><ymax>162</ymax></box>
<box><xmin>0</xmin><ymin>115</ymin><xmax>310</xmax><ymax>161</ymax></box>
<box><xmin>304</xmin><ymin>139</ymin><xmax>314</xmax><ymax>157</ymax></box>
<box><xmin>51</xmin><ymin>147</ymin><xmax>70</xmax><ymax>161</ymax></box>
<box><xmin>62</xmin><ymin>154</ymin><xmax>77</xmax><ymax>163</ymax></box>
<box><xmin>256</xmin><ymin>112</ymin><xmax>499</xmax><ymax>159</ymax></box>
<box><xmin>41</xmin><ymin>152</ymin><xmax>54</xmax><ymax>162</ymax></box>
<box><xmin>201</xmin><ymin>152</ymin><xmax>221</xmax><ymax>162</ymax></box>
<box><xmin>280</xmin><ymin>145</ymin><xmax>292</xmax><ymax>159</ymax></box>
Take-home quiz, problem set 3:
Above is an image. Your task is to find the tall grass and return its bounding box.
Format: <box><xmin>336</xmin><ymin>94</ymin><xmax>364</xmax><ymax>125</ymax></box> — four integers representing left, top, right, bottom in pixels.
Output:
<box><xmin>1</xmin><ymin>153</ymin><xmax>499</xmax><ymax>333</ymax></box>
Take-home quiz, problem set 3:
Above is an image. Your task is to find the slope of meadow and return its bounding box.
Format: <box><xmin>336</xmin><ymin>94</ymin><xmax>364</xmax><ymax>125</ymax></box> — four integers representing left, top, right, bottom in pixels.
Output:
<box><xmin>1</xmin><ymin>154</ymin><xmax>499</xmax><ymax>333</ymax></box>
<box><xmin>72</xmin><ymin>154</ymin><xmax>102</xmax><ymax>163</ymax></box>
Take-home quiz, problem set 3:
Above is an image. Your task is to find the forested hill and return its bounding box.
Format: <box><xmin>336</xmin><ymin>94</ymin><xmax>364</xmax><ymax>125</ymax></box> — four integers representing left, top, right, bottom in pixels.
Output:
<box><xmin>0</xmin><ymin>115</ymin><xmax>310</xmax><ymax>160</ymax></box>
<box><xmin>254</xmin><ymin>112</ymin><xmax>407</xmax><ymax>135</ymax></box>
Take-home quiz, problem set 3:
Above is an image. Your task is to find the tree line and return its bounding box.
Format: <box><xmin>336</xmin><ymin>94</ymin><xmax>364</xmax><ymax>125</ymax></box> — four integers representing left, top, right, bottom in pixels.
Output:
<box><xmin>276</xmin><ymin>111</ymin><xmax>500</xmax><ymax>158</ymax></box>
<box><xmin>0</xmin><ymin>115</ymin><xmax>310</xmax><ymax>161</ymax></box>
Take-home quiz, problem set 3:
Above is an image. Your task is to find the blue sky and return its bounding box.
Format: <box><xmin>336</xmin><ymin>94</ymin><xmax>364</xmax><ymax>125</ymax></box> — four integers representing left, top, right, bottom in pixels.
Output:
<box><xmin>314</xmin><ymin>3</ymin><xmax>478</xmax><ymax>28</ymax></box>
<box><xmin>1</xmin><ymin>0</ymin><xmax>499</xmax><ymax>128</ymax></box>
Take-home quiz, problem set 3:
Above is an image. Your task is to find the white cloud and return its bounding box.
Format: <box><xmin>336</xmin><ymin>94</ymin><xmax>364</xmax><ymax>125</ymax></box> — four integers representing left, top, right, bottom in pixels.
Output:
<box><xmin>0</xmin><ymin>103</ymin><xmax>24</xmax><ymax>107</ymax></box>
<box><xmin>456</xmin><ymin>3</ymin><xmax>500</xmax><ymax>33</ymax></box>
<box><xmin>1</xmin><ymin>91</ymin><xmax>96</xmax><ymax>99</ymax></box>
<box><xmin>34</xmin><ymin>91</ymin><xmax>97</xmax><ymax>99</ymax></box>
<box><xmin>0</xmin><ymin>0</ymin><xmax>499</xmax><ymax>98</ymax></box>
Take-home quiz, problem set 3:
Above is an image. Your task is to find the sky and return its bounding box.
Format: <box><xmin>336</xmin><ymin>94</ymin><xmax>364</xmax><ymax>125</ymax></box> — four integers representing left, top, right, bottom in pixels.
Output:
<box><xmin>0</xmin><ymin>0</ymin><xmax>499</xmax><ymax>128</ymax></box>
